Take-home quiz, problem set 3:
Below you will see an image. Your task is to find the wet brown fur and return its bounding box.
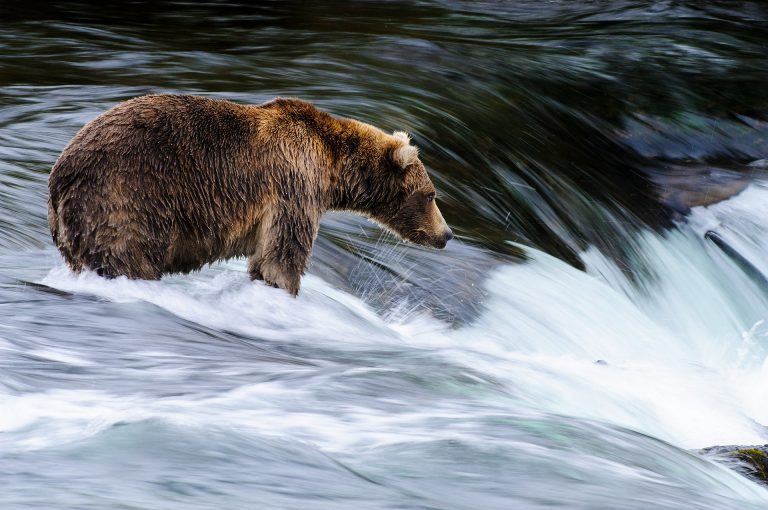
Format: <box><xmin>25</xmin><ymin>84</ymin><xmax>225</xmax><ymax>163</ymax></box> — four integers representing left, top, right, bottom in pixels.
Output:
<box><xmin>48</xmin><ymin>94</ymin><xmax>451</xmax><ymax>295</ymax></box>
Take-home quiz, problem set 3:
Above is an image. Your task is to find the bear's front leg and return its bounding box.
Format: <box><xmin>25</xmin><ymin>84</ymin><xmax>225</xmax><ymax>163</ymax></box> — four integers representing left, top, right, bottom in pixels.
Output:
<box><xmin>251</xmin><ymin>203</ymin><xmax>319</xmax><ymax>297</ymax></box>
<box><xmin>247</xmin><ymin>255</ymin><xmax>264</xmax><ymax>282</ymax></box>
<box><xmin>260</xmin><ymin>259</ymin><xmax>302</xmax><ymax>296</ymax></box>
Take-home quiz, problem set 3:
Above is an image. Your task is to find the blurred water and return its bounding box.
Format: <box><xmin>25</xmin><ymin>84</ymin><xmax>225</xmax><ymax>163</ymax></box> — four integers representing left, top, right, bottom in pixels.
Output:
<box><xmin>2</xmin><ymin>1</ymin><xmax>768</xmax><ymax>508</ymax></box>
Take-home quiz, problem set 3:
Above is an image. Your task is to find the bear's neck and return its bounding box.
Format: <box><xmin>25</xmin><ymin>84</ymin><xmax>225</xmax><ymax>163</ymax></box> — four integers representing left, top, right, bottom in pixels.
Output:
<box><xmin>326</xmin><ymin>160</ymin><xmax>377</xmax><ymax>213</ymax></box>
<box><xmin>323</xmin><ymin>121</ymin><xmax>396</xmax><ymax>217</ymax></box>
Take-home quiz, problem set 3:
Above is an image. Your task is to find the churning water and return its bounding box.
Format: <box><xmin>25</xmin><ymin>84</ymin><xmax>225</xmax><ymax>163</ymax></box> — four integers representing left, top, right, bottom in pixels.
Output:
<box><xmin>2</xmin><ymin>2</ymin><xmax>768</xmax><ymax>508</ymax></box>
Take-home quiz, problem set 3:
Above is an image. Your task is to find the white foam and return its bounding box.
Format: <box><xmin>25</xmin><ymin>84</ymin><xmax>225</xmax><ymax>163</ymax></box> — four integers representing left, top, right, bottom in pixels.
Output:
<box><xmin>27</xmin><ymin>347</ymin><xmax>94</xmax><ymax>366</ymax></box>
<box><xmin>424</xmin><ymin>251</ymin><xmax>768</xmax><ymax>449</ymax></box>
<box><xmin>41</xmin><ymin>262</ymin><xmax>395</xmax><ymax>346</ymax></box>
<box><xmin>0</xmin><ymin>383</ymin><xmax>495</xmax><ymax>454</ymax></box>
<box><xmin>439</xmin><ymin>183</ymin><xmax>768</xmax><ymax>449</ymax></box>
<box><xmin>0</xmin><ymin>390</ymin><xmax>149</xmax><ymax>451</ymax></box>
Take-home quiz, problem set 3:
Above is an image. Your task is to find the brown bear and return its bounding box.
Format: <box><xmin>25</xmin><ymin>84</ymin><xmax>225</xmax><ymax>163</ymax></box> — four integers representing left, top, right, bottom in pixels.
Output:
<box><xmin>48</xmin><ymin>94</ymin><xmax>452</xmax><ymax>295</ymax></box>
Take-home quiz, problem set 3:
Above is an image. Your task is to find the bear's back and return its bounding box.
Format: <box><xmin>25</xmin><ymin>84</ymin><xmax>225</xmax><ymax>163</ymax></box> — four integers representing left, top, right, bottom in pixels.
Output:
<box><xmin>47</xmin><ymin>95</ymin><xmax>280</xmax><ymax>278</ymax></box>
<box><xmin>50</xmin><ymin>95</ymin><xmax>258</xmax><ymax>188</ymax></box>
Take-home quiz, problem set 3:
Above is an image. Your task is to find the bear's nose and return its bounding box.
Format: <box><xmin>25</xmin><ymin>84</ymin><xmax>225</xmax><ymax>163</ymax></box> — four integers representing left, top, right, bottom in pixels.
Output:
<box><xmin>444</xmin><ymin>229</ymin><xmax>454</xmax><ymax>243</ymax></box>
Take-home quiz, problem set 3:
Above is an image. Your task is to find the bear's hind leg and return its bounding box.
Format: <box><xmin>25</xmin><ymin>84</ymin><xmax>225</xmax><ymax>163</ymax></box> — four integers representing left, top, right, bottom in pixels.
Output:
<box><xmin>90</xmin><ymin>250</ymin><xmax>163</xmax><ymax>280</ymax></box>
<box><xmin>88</xmin><ymin>231</ymin><xmax>165</xmax><ymax>280</ymax></box>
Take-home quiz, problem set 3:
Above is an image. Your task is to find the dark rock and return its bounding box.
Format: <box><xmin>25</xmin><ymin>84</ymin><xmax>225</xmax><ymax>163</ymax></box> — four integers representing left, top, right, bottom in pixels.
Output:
<box><xmin>699</xmin><ymin>445</ymin><xmax>768</xmax><ymax>485</ymax></box>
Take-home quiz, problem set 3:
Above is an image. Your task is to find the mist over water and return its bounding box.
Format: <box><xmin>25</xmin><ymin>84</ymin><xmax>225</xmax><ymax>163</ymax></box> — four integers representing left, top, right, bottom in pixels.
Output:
<box><xmin>2</xmin><ymin>1</ymin><xmax>768</xmax><ymax>508</ymax></box>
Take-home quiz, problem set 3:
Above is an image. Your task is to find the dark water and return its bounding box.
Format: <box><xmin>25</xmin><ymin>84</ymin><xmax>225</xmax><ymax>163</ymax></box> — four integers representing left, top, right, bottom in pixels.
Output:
<box><xmin>2</xmin><ymin>2</ymin><xmax>768</xmax><ymax>508</ymax></box>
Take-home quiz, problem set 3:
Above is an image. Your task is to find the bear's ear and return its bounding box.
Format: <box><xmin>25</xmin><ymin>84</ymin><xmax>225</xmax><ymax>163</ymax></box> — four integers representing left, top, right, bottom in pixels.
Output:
<box><xmin>390</xmin><ymin>131</ymin><xmax>419</xmax><ymax>169</ymax></box>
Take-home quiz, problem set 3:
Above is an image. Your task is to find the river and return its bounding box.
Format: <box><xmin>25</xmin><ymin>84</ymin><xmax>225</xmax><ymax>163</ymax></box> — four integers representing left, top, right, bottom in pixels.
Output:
<box><xmin>2</xmin><ymin>1</ymin><xmax>768</xmax><ymax>508</ymax></box>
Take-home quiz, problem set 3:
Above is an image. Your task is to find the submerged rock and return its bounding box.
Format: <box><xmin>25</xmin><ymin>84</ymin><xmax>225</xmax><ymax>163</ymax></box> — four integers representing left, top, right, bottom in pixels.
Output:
<box><xmin>700</xmin><ymin>445</ymin><xmax>768</xmax><ymax>485</ymax></box>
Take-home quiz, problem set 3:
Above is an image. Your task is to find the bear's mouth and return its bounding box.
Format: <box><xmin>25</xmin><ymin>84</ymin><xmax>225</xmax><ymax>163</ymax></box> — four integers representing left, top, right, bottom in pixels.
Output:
<box><xmin>380</xmin><ymin>222</ymin><xmax>449</xmax><ymax>250</ymax></box>
<box><xmin>426</xmin><ymin>235</ymin><xmax>448</xmax><ymax>249</ymax></box>
<box><xmin>407</xmin><ymin>230</ymin><xmax>447</xmax><ymax>249</ymax></box>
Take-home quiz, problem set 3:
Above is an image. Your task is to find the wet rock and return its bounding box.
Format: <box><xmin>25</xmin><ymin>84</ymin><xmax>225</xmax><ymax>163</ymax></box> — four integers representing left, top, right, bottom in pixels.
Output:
<box><xmin>653</xmin><ymin>164</ymin><xmax>757</xmax><ymax>214</ymax></box>
<box><xmin>699</xmin><ymin>445</ymin><xmax>768</xmax><ymax>485</ymax></box>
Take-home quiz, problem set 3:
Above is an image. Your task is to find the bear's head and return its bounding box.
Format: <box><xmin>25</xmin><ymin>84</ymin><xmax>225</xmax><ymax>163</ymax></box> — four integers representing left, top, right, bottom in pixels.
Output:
<box><xmin>373</xmin><ymin>131</ymin><xmax>453</xmax><ymax>249</ymax></box>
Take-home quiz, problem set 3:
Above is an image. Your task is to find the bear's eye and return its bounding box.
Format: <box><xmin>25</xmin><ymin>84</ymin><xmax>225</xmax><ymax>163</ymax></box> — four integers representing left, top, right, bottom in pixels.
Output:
<box><xmin>426</xmin><ymin>192</ymin><xmax>435</xmax><ymax>204</ymax></box>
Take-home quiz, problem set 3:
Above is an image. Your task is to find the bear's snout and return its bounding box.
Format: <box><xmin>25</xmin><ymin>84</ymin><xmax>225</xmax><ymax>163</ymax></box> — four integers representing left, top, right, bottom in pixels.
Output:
<box><xmin>427</xmin><ymin>204</ymin><xmax>452</xmax><ymax>249</ymax></box>
<box><xmin>433</xmin><ymin>228</ymin><xmax>453</xmax><ymax>249</ymax></box>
